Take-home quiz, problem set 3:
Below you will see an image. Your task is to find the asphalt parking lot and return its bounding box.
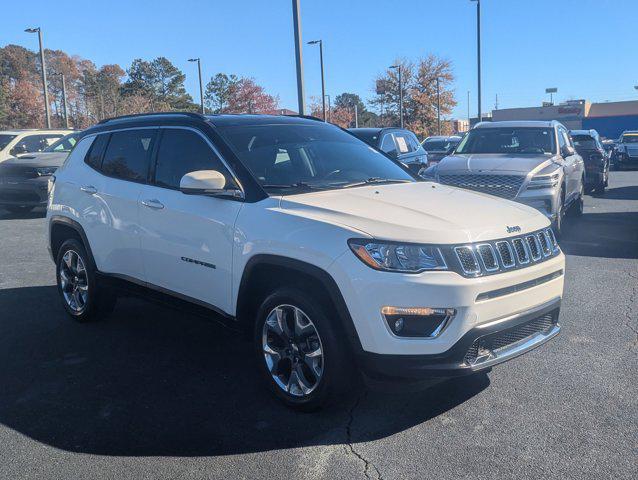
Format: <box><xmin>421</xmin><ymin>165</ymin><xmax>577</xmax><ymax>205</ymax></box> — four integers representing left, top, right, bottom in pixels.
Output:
<box><xmin>0</xmin><ymin>171</ymin><xmax>636</xmax><ymax>480</ymax></box>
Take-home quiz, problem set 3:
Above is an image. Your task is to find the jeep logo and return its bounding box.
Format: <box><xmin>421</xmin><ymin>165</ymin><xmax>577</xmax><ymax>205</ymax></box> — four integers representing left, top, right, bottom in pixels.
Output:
<box><xmin>506</xmin><ymin>225</ymin><xmax>521</xmax><ymax>233</ymax></box>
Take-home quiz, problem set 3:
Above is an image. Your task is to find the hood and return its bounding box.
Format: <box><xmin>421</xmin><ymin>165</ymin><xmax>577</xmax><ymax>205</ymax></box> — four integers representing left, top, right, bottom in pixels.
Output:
<box><xmin>279</xmin><ymin>182</ymin><xmax>548</xmax><ymax>244</ymax></box>
<box><xmin>9</xmin><ymin>151</ymin><xmax>69</xmax><ymax>168</ymax></box>
<box><xmin>436</xmin><ymin>153</ymin><xmax>556</xmax><ymax>175</ymax></box>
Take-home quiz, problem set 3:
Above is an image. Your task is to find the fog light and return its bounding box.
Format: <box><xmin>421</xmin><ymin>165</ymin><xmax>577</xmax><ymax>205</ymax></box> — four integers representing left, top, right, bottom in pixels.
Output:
<box><xmin>382</xmin><ymin>306</ymin><xmax>456</xmax><ymax>338</ymax></box>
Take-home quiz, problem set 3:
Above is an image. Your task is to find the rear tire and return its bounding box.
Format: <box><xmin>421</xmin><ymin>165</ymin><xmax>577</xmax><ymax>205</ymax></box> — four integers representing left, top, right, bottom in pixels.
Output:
<box><xmin>569</xmin><ymin>183</ymin><xmax>584</xmax><ymax>217</ymax></box>
<box><xmin>253</xmin><ymin>287</ymin><xmax>354</xmax><ymax>411</ymax></box>
<box><xmin>56</xmin><ymin>239</ymin><xmax>116</xmax><ymax>322</ymax></box>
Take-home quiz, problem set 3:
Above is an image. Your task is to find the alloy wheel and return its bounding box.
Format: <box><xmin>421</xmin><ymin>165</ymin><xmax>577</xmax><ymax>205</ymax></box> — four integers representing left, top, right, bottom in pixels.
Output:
<box><xmin>262</xmin><ymin>304</ymin><xmax>324</xmax><ymax>397</ymax></box>
<box><xmin>59</xmin><ymin>250</ymin><xmax>89</xmax><ymax>314</ymax></box>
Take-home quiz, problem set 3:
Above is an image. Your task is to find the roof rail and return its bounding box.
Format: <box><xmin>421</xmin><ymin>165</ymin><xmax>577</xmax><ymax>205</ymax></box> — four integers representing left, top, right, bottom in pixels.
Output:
<box><xmin>97</xmin><ymin>111</ymin><xmax>206</xmax><ymax>124</ymax></box>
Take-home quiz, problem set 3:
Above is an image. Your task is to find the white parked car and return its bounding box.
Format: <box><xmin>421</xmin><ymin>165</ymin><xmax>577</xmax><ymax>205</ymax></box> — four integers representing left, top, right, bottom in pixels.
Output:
<box><xmin>47</xmin><ymin>113</ymin><xmax>565</xmax><ymax>410</ymax></box>
<box><xmin>0</xmin><ymin>129</ymin><xmax>74</xmax><ymax>163</ymax></box>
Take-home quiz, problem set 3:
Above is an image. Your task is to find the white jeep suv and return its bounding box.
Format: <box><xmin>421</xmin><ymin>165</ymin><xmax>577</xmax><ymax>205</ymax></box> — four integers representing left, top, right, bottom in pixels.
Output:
<box><xmin>47</xmin><ymin>113</ymin><xmax>565</xmax><ymax>410</ymax></box>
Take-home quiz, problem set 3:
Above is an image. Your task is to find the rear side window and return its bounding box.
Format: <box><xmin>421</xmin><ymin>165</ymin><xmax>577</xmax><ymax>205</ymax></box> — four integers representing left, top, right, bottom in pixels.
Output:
<box><xmin>380</xmin><ymin>134</ymin><xmax>397</xmax><ymax>155</ymax></box>
<box><xmin>101</xmin><ymin>129</ymin><xmax>156</xmax><ymax>182</ymax></box>
<box><xmin>394</xmin><ymin>132</ymin><xmax>415</xmax><ymax>153</ymax></box>
<box><xmin>153</xmin><ymin>129</ymin><xmax>229</xmax><ymax>189</ymax></box>
<box><xmin>84</xmin><ymin>134</ymin><xmax>110</xmax><ymax>170</ymax></box>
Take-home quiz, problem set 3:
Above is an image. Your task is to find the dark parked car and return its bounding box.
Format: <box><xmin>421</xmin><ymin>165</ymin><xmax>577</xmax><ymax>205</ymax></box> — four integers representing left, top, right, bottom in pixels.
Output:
<box><xmin>421</xmin><ymin>135</ymin><xmax>462</xmax><ymax>165</ymax></box>
<box><xmin>348</xmin><ymin>127</ymin><xmax>428</xmax><ymax>176</ymax></box>
<box><xmin>570</xmin><ymin>129</ymin><xmax>609</xmax><ymax>194</ymax></box>
<box><xmin>0</xmin><ymin>132</ymin><xmax>80</xmax><ymax>213</ymax></box>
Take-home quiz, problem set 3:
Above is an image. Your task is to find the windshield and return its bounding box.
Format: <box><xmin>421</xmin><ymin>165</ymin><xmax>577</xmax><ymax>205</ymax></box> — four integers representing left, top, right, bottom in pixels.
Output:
<box><xmin>571</xmin><ymin>135</ymin><xmax>597</xmax><ymax>149</ymax></box>
<box><xmin>621</xmin><ymin>134</ymin><xmax>638</xmax><ymax>144</ymax></box>
<box><xmin>44</xmin><ymin>133</ymin><xmax>79</xmax><ymax>152</ymax></box>
<box><xmin>218</xmin><ymin>123</ymin><xmax>414</xmax><ymax>193</ymax></box>
<box><xmin>422</xmin><ymin>139</ymin><xmax>457</xmax><ymax>152</ymax></box>
<box><xmin>456</xmin><ymin>127</ymin><xmax>556</xmax><ymax>154</ymax></box>
<box><xmin>0</xmin><ymin>134</ymin><xmax>17</xmax><ymax>151</ymax></box>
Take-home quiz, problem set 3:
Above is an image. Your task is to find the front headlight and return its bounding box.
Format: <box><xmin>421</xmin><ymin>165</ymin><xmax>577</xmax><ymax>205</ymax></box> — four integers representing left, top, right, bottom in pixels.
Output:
<box><xmin>36</xmin><ymin>167</ymin><xmax>57</xmax><ymax>176</ymax></box>
<box><xmin>348</xmin><ymin>239</ymin><xmax>447</xmax><ymax>273</ymax></box>
<box><xmin>527</xmin><ymin>171</ymin><xmax>560</xmax><ymax>189</ymax></box>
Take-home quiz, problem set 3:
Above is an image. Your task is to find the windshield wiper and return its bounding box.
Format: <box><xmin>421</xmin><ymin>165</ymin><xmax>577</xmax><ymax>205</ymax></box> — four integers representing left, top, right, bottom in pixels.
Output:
<box><xmin>261</xmin><ymin>182</ymin><xmax>319</xmax><ymax>191</ymax></box>
<box><xmin>335</xmin><ymin>177</ymin><xmax>412</xmax><ymax>189</ymax></box>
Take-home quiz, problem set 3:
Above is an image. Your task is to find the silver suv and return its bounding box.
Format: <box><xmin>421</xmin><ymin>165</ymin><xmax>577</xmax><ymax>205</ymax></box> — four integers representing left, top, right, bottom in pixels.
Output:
<box><xmin>425</xmin><ymin>120</ymin><xmax>585</xmax><ymax>235</ymax></box>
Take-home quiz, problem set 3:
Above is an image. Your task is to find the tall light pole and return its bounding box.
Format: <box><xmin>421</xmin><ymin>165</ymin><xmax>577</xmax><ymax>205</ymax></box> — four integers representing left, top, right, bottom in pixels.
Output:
<box><xmin>467</xmin><ymin>90</ymin><xmax>471</xmax><ymax>125</ymax></box>
<box><xmin>390</xmin><ymin>65</ymin><xmax>403</xmax><ymax>128</ymax></box>
<box><xmin>470</xmin><ymin>0</ymin><xmax>481</xmax><ymax>122</ymax></box>
<box><xmin>307</xmin><ymin>40</ymin><xmax>326</xmax><ymax>121</ymax></box>
<box><xmin>188</xmin><ymin>58</ymin><xmax>205</xmax><ymax>114</ymax></box>
<box><xmin>354</xmin><ymin>103</ymin><xmax>359</xmax><ymax>128</ymax></box>
<box><xmin>25</xmin><ymin>27</ymin><xmax>51</xmax><ymax>128</ymax></box>
<box><xmin>436</xmin><ymin>77</ymin><xmax>441</xmax><ymax>135</ymax></box>
<box><xmin>52</xmin><ymin>73</ymin><xmax>69</xmax><ymax>129</ymax></box>
<box><xmin>292</xmin><ymin>0</ymin><xmax>306</xmax><ymax>115</ymax></box>
<box><xmin>325</xmin><ymin>94</ymin><xmax>331</xmax><ymax>123</ymax></box>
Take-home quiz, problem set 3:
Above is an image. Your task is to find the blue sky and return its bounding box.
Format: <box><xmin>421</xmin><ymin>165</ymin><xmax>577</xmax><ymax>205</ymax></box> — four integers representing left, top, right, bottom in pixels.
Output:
<box><xmin>4</xmin><ymin>0</ymin><xmax>638</xmax><ymax>119</ymax></box>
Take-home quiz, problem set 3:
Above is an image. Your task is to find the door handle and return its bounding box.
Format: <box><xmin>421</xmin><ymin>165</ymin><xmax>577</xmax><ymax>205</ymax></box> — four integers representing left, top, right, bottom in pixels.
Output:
<box><xmin>141</xmin><ymin>199</ymin><xmax>164</xmax><ymax>210</ymax></box>
<box><xmin>80</xmin><ymin>185</ymin><xmax>97</xmax><ymax>194</ymax></box>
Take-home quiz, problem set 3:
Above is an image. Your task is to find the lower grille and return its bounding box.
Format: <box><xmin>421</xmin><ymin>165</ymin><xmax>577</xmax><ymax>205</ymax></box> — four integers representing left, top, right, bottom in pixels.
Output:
<box><xmin>438</xmin><ymin>174</ymin><xmax>525</xmax><ymax>199</ymax></box>
<box><xmin>464</xmin><ymin>311</ymin><xmax>557</xmax><ymax>365</ymax></box>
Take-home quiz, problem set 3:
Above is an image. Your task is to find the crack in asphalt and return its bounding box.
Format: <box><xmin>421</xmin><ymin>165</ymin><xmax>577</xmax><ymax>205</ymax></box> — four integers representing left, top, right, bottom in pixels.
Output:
<box><xmin>624</xmin><ymin>270</ymin><xmax>638</xmax><ymax>348</ymax></box>
<box><xmin>344</xmin><ymin>390</ymin><xmax>383</xmax><ymax>480</ymax></box>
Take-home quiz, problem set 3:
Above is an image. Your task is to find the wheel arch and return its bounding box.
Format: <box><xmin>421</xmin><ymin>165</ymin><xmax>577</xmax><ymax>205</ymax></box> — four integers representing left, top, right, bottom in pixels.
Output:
<box><xmin>235</xmin><ymin>254</ymin><xmax>362</xmax><ymax>353</ymax></box>
<box><xmin>49</xmin><ymin>216</ymin><xmax>97</xmax><ymax>270</ymax></box>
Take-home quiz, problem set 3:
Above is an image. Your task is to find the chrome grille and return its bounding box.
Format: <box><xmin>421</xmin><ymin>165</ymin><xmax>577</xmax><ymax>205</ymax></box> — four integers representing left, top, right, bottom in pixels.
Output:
<box><xmin>512</xmin><ymin>238</ymin><xmax>529</xmax><ymax>264</ymax></box>
<box><xmin>452</xmin><ymin>228</ymin><xmax>560</xmax><ymax>277</ymax></box>
<box><xmin>438</xmin><ymin>174</ymin><xmax>525</xmax><ymax>199</ymax></box>
<box><xmin>526</xmin><ymin>235</ymin><xmax>541</xmax><ymax>260</ymax></box>
<box><xmin>495</xmin><ymin>241</ymin><xmax>515</xmax><ymax>268</ymax></box>
<box><xmin>454</xmin><ymin>246</ymin><xmax>480</xmax><ymax>274</ymax></box>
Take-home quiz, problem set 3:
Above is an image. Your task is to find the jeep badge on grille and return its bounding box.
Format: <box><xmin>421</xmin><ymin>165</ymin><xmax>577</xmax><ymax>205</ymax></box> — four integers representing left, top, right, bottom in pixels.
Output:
<box><xmin>507</xmin><ymin>225</ymin><xmax>521</xmax><ymax>233</ymax></box>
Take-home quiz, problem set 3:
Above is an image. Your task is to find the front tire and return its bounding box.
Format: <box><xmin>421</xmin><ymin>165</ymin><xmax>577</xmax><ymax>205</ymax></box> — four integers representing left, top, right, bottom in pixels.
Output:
<box><xmin>552</xmin><ymin>189</ymin><xmax>564</xmax><ymax>238</ymax></box>
<box><xmin>254</xmin><ymin>287</ymin><xmax>354</xmax><ymax>411</ymax></box>
<box><xmin>56</xmin><ymin>239</ymin><xmax>116</xmax><ymax>322</ymax></box>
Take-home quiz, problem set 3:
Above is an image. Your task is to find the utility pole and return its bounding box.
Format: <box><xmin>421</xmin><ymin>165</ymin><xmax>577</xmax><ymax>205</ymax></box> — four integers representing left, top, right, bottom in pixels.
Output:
<box><xmin>292</xmin><ymin>0</ymin><xmax>306</xmax><ymax>115</ymax></box>
<box><xmin>325</xmin><ymin>94</ymin><xmax>331</xmax><ymax>123</ymax></box>
<box><xmin>60</xmin><ymin>74</ymin><xmax>69</xmax><ymax>129</ymax></box>
<box><xmin>390</xmin><ymin>65</ymin><xmax>403</xmax><ymax>128</ymax></box>
<box><xmin>467</xmin><ymin>90</ymin><xmax>470</xmax><ymax>125</ymax></box>
<box><xmin>495</xmin><ymin>93</ymin><xmax>499</xmax><ymax>110</ymax></box>
<box><xmin>436</xmin><ymin>77</ymin><xmax>441</xmax><ymax>135</ymax></box>
<box><xmin>354</xmin><ymin>103</ymin><xmax>359</xmax><ymax>128</ymax></box>
<box><xmin>307</xmin><ymin>40</ymin><xmax>326</xmax><ymax>121</ymax></box>
<box><xmin>470</xmin><ymin>0</ymin><xmax>482</xmax><ymax>122</ymax></box>
<box><xmin>188</xmin><ymin>58</ymin><xmax>205</xmax><ymax>114</ymax></box>
<box><xmin>25</xmin><ymin>27</ymin><xmax>51</xmax><ymax>128</ymax></box>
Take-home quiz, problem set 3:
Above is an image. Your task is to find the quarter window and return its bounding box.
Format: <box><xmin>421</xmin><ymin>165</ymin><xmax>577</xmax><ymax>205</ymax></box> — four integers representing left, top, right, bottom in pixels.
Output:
<box><xmin>101</xmin><ymin>129</ymin><xmax>156</xmax><ymax>182</ymax></box>
<box><xmin>154</xmin><ymin>129</ymin><xmax>228</xmax><ymax>189</ymax></box>
<box><xmin>380</xmin><ymin>134</ymin><xmax>397</xmax><ymax>155</ymax></box>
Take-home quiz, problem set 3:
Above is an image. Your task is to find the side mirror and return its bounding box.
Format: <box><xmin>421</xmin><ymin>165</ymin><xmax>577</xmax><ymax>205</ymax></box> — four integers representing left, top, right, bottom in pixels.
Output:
<box><xmin>10</xmin><ymin>144</ymin><xmax>27</xmax><ymax>156</ymax></box>
<box><xmin>179</xmin><ymin>170</ymin><xmax>243</xmax><ymax>199</ymax></box>
<box><xmin>561</xmin><ymin>145</ymin><xmax>575</xmax><ymax>157</ymax></box>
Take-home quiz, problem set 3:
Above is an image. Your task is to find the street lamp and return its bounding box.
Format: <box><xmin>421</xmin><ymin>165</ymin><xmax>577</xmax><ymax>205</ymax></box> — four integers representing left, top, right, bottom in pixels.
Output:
<box><xmin>52</xmin><ymin>73</ymin><xmax>69</xmax><ymax>129</ymax></box>
<box><xmin>292</xmin><ymin>0</ymin><xmax>306</xmax><ymax>115</ymax></box>
<box><xmin>25</xmin><ymin>27</ymin><xmax>51</xmax><ymax>128</ymax></box>
<box><xmin>188</xmin><ymin>58</ymin><xmax>205</xmax><ymax>114</ymax></box>
<box><xmin>307</xmin><ymin>40</ymin><xmax>326</xmax><ymax>121</ymax></box>
<box><xmin>325</xmin><ymin>94</ymin><xmax>331</xmax><ymax>123</ymax></box>
<box><xmin>389</xmin><ymin>65</ymin><xmax>403</xmax><ymax>128</ymax></box>
<box><xmin>470</xmin><ymin>0</ymin><xmax>481</xmax><ymax>122</ymax></box>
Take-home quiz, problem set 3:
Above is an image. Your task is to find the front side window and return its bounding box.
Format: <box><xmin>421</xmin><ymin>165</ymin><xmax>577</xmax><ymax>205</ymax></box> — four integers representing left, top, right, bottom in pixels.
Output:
<box><xmin>154</xmin><ymin>129</ymin><xmax>228</xmax><ymax>189</ymax></box>
<box><xmin>45</xmin><ymin>133</ymin><xmax>80</xmax><ymax>152</ymax></box>
<box><xmin>13</xmin><ymin>134</ymin><xmax>63</xmax><ymax>154</ymax></box>
<box><xmin>456</xmin><ymin>127</ymin><xmax>556</xmax><ymax>155</ymax></box>
<box><xmin>0</xmin><ymin>134</ymin><xmax>16</xmax><ymax>151</ymax></box>
<box><xmin>393</xmin><ymin>133</ymin><xmax>413</xmax><ymax>154</ymax></box>
<box><xmin>101</xmin><ymin>129</ymin><xmax>156</xmax><ymax>182</ymax></box>
<box><xmin>218</xmin><ymin>123</ymin><xmax>413</xmax><ymax>193</ymax></box>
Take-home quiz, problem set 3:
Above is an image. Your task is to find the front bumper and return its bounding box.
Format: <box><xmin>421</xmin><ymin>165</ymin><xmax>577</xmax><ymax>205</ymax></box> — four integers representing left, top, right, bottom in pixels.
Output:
<box><xmin>328</xmin><ymin>247</ymin><xmax>564</xmax><ymax>378</ymax></box>
<box><xmin>357</xmin><ymin>298</ymin><xmax>560</xmax><ymax>379</ymax></box>
<box><xmin>0</xmin><ymin>176</ymin><xmax>50</xmax><ymax>206</ymax></box>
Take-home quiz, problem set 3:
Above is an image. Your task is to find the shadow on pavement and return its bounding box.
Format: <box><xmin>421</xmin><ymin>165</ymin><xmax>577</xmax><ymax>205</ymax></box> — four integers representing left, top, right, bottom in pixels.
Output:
<box><xmin>589</xmin><ymin>185</ymin><xmax>638</xmax><ymax>201</ymax></box>
<box><xmin>0</xmin><ymin>208</ymin><xmax>46</xmax><ymax>220</ymax></box>
<box><xmin>0</xmin><ymin>285</ymin><xmax>488</xmax><ymax>457</ymax></box>
<box><xmin>560</xmin><ymin>211</ymin><xmax>638</xmax><ymax>259</ymax></box>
